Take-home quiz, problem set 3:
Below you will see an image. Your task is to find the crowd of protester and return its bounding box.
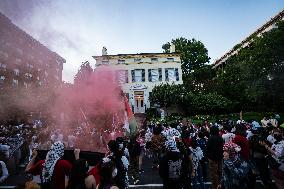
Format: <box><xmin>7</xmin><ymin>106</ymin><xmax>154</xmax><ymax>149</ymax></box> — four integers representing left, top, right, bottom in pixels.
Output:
<box><xmin>1</xmin><ymin>114</ymin><xmax>284</xmax><ymax>189</ymax></box>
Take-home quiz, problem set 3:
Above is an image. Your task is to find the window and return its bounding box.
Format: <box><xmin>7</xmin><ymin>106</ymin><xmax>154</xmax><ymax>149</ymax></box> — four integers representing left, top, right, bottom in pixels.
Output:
<box><xmin>0</xmin><ymin>50</ymin><xmax>8</xmax><ymax>59</ymax></box>
<box><xmin>27</xmin><ymin>63</ymin><xmax>33</xmax><ymax>69</ymax></box>
<box><xmin>16</xmin><ymin>48</ymin><xmax>23</xmax><ymax>55</ymax></box>
<box><xmin>148</xmin><ymin>69</ymin><xmax>159</xmax><ymax>82</ymax></box>
<box><xmin>0</xmin><ymin>76</ymin><xmax>5</xmax><ymax>85</ymax></box>
<box><xmin>151</xmin><ymin>58</ymin><xmax>158</xmax><ymax>62</ymax></box>
<box><xmin>15</xmin><ymin>58</ymin><xmax>22</xmax><ymax>65</ymax></box>
<box><xmin>131</xmin><ymin>69</ymin><xmax>145</xmax><ymax>82</ymax></box>
<box><xmin>102</xmin><ymin>60</ymin><xmax>109</xmax><ymax>64</ymax></box>
<box><xmin>118</xmin><ymin>59</ymin><xmax>125</xmax><ymax>64</ymax></box>
<box><xmin>165</xmin><ymin>68</ymin><xmax>176</xmax><ymax>82</ymax></box>
<box><xmin>134</xmin><ymin>58</ymin><xmax>141</xmax><ymax>62</ymax></box>
<box><xmin>0</xmin><ymin>63</ymin><xmax>7</xmax><ymax>69</ymax></box>
<box><xmin>14</xmin><ymin>68</ymin><xmax>20</xmax><ymax>76</ymax></box>
<box><xmin>12</xmin><ymin>79</ymin><xmax>18</xmax><ymax>86</ymax></box>
<box><xmin>135</xmin><ymin>70</ymin><xmax>142</xmax><ymax>82</ymax></box>
<box><xmin>167</xmin><ymin>58</ymin><xmax>174</xmax><ymax>62</ymax></box>
<box><xmin>117</xmin><ymin>70</ymin><xmax>128</xmax><ymax>83</ymax></box>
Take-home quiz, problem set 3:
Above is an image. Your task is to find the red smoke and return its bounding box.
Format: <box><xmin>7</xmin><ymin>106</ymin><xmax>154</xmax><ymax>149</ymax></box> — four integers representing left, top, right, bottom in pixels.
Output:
<box><xmin>50</xmin><ymin>66</ymin><xmax>125</xmax><ymax>132</ymax></box>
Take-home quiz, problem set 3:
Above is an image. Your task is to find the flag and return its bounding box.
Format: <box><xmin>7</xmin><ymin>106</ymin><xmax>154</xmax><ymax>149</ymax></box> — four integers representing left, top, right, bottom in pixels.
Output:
<box><xmin>123</xmin><ymin>96</ymin><xmax>137</xmax><ymax>135</ymax></box>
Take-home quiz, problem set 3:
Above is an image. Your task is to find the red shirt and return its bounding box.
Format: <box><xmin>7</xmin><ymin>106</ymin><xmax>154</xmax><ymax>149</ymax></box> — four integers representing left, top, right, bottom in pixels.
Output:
<box><xmin>28</xmin><ymin>159</ymin><xmax>72</xmax><ymax>189</ymax></box>
<box><xmin>233</xmin><ymin>135</ymin><xmax>249</xmax><ymax>160</ymax></box>
<box><xmin>88</xmin><ymin>165</ymin><xmax>101</xmax><ymax>185</ymax></box>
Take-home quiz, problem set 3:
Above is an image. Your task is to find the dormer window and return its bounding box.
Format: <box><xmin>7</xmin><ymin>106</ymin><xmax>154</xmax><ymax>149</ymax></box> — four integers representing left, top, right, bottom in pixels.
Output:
<box><xmin>102</xmin><ymin>60</ymin><xmax>109</xmax><ymax>64</ymax></box>
<box><xmin>134</xmin><ymin>58</ymin><xmax>141</xmax><ymax>62</ymax></box>
<box><xmin>167</xmin><ymin>58</ymin><xmax>174</xmax><ymax>62</ymax></box>
<box><xmin>118</xmin><ymin>59</ymin><xmax>125</xmax><ymax>64</ymax></box>
<box><xmin>151</xmin><ymin>58</ymin><xmax>158</xmax><ymax>62</ymax></box>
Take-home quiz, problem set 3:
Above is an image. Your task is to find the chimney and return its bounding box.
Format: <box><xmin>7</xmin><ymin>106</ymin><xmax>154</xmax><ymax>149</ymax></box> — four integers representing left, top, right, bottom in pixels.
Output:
<box><xmin>170</xmin><ymin>43</ymin><xmax>175</xmax><ymax>53</ymax></box>
<box><xmin>102</xmin><ymin>46</ymin><xmax>108</xmax><ymax>55</ymax></box>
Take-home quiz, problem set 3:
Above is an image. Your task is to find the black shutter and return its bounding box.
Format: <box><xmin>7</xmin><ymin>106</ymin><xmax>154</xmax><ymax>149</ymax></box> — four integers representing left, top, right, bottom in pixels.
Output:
<box><xmin>158</xmin><ymin>68</ymin><xmax>162</xmax><ymax>81</ymax></box>
<box><xmin>131</xmin><ymin>70</ymin><xmax>135</xmax><ymax>82</ymax></box>
<box><xmin>125</xmin><ymin>70</ymin><xmax>129</xmax><ymax>83</ymax></box>
<box><xmin>142</xmin><ymin>69</ymin><xmax>145</xmax><ymax>82</ymax></box>
<box><xmin>175</xmin><ymin>68</ymin><xmax>179</xmax><ymax>81</ymax></box>
<box><xmin>148</xmin><ymin>69</ymin><xmax>152</xmax><ymax>82</ymax></box>
<box><xmin>165</xmin><ymin>69</ymin><xmax>169</xmax><ymax>81</ymax></box>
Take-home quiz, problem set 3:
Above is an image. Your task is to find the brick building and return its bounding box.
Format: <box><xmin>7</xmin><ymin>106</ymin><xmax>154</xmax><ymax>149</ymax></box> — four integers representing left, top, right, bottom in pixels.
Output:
<box><xmin>0</xmin><ymin>12</ymin><xmax>65</xmax><ymax>89</ymax></box>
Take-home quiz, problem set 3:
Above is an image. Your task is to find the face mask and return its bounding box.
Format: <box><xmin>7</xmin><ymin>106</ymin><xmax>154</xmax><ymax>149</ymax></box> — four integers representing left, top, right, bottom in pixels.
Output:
<box><xmin>112</xmin><ymin>168</ymin><xmax>118</xmax><ymax>178</ymax></box>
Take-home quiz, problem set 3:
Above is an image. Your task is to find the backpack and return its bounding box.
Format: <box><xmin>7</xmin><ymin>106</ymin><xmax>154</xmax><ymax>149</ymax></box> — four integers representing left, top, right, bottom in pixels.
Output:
<box><xmin>0</xmin><ymin>162</ymin><xmax>3</xmax><ymax>177</ymax></box>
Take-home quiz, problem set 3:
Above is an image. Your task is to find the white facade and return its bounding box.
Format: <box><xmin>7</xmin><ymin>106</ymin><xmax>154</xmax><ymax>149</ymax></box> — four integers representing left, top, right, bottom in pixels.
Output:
<box><xmin>93</xmin><ymin>52</ymin><xmax>183</xmax><ymax>114</ymax></box>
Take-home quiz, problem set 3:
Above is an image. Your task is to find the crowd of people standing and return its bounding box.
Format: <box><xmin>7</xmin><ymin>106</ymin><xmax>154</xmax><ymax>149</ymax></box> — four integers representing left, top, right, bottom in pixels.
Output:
<box><xmin>1</xmin><ymin>115</ymin><xmax>284</xmax><ymax>189</ymax></box>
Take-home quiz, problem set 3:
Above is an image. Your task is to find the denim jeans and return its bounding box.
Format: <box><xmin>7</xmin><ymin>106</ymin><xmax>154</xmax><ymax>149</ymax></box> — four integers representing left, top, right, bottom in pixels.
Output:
<box><xmin>192</xmin><ymin>165</ymin><xmax>206</xmax><ymax>189</ymax></box>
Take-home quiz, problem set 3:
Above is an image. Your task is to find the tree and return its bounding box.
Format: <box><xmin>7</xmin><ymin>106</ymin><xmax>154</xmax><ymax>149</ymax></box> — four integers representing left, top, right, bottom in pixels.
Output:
<box><xmin>74</xmin><ymin>61</ymin><xmax>93</xmax><ymax>85</ymax></box>
<box><xmin>162</xmin><ymin>37</ymin><xmax>210</xmax><ymax>77</ymax></box>
<box><xmin>215</xmin><ymin>20</ymin><xmax>284</xmax><ymax>112</ymax></box>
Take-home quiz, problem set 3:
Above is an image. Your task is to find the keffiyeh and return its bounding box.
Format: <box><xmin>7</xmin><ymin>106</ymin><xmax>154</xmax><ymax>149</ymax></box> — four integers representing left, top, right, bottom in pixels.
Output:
<box><xmin>42</xmin><ymin>141</ymin><xmax>64</xmax><ymax>183</ymax></box>
<box><xmin>165</xmin><ymin>139</ymin><xmax>179</xmax><ymax>152</ymax></box>
<box><xmin>223</xmin><ymin>142</ymin><xmax>240</xmax><ymax>160</ymax></box>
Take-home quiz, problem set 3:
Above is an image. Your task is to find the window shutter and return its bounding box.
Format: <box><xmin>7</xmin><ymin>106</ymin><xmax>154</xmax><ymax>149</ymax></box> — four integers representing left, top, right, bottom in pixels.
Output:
<box><xmin>158</xmin><ymin>68</ymin><xmax>162</xmax><ymax>81</ymax></box>
<box><xmin>165</xmin><ymin>69</ymin><xmax>169</xmax><ymax>81</ymax></box>
<box><xmin>148</xmin><ymin>69</ymin><xmax>152</xmax><ymax>82</ymax></box>
<box><xmin>125</xmin><ymin>70</ymin><xmax>129</xmax><ymax>83</ymax></box>
<box><xmin>142</xmin><ymin>69</ymin><xmax>145</xmax><ymax>82</ymax></box>
<box><xmin>175</xmin><ymin>68</ymin><xmax>179</xmax><ymax>81</ymax></box>
<box><xmin>131</xmin><ymin>70</ymin><xmax>135</xmax><ymax>82</ymax></box>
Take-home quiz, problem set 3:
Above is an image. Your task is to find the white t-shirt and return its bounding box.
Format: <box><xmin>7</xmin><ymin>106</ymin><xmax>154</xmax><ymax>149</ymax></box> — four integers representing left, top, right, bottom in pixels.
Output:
<box><xmin>222</xmin><ymin>133</ymin><xmax>235</xmax><ymax>143</ymax></box>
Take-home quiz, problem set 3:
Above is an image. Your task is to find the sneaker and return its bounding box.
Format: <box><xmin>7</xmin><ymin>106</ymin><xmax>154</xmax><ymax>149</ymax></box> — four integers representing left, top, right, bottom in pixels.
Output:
<box><xmin>134</xmin><ymin>179</ymin><xmax>140</xmax><ymax>185</ymax></box>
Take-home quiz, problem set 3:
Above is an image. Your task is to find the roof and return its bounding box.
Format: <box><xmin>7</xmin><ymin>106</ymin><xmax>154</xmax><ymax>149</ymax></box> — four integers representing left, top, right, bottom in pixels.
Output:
<box><xmin>213</xmin><ymin>8</ymin><xmax>284</xmax><ymax>68</ymax></box>
<box><xmin>93</xmin><ymin>52</ymin><xmax>180</xmax><ymax>59</ymax></box>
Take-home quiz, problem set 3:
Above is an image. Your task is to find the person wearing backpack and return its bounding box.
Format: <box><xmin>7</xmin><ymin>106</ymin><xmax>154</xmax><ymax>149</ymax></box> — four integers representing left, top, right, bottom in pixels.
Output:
<box><xmin>219</xmin><ymin>142</ymin><xmax>250</xmax><ymax>189</ymax></box>
<box><xmin>25</xmin><ymin>141</ymin><xmax>72</xmax><ymax>189</ymax></box>
<box><xmin>0</xmin><ymin>159</ymin><xmax>9</xmax><ymax>183</ymax></box>
<box><xmin>128</xmin><ymin>135</ymin><xmax>141</xmax><ymax>185</ymax></box>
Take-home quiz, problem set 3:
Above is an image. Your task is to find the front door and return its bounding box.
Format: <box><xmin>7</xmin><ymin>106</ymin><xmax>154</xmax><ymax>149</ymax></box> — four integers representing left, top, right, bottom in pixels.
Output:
<box><xmin>134</xmin><ymin>91</ymin><xmax>145</xmax><ymax>113</ymax></box>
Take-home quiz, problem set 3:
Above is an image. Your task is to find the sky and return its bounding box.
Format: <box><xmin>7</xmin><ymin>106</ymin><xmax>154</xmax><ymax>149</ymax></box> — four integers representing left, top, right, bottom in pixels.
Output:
<box><xmin>0</xmin><ymin>0</ymin><xmax>284</xmax><ymax>82</ymax></box>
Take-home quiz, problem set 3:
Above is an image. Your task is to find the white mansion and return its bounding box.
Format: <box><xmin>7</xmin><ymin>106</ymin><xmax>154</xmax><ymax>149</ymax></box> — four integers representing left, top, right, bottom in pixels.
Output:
<box><xmin>93</xmin><ymin>47</ymin><xmax>183</xmax><ymax>114</ymax></box>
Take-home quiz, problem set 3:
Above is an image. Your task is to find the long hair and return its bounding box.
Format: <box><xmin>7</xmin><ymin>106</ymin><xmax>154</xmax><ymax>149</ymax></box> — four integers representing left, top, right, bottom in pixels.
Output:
<box><xmin>98</xmin><ymin>160</ymin><xmax>116</xmax><ymax>189</ymax></box>
<box><xmin>67</xmin><ymin>159</ymin><xmax>88</xmax><ymax>189</ymax></box>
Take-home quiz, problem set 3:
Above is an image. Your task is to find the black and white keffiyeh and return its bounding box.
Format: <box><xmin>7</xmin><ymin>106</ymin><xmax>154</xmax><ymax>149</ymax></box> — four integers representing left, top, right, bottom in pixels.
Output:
<box><xmin>42</xmin><ymin>141</ymin><xmax>64</xmax><ymax>183</ymax></box>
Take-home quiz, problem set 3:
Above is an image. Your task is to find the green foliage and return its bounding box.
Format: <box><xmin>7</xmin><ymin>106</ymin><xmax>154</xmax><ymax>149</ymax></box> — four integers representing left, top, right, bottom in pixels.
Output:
<box><xmin>215</xmin><ymin>20</ymin><xmax>284</xmax><ymax>112</ymax></box>
<box><xmin>74</xmin><ymin>61</ymin><xmax>93</xmax><ymax>85</ymax></box>
<box><xmin>162</xmin><ymin>37</ymin><xmax>210</xmax><ymax>78</ymax></box>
